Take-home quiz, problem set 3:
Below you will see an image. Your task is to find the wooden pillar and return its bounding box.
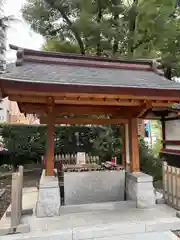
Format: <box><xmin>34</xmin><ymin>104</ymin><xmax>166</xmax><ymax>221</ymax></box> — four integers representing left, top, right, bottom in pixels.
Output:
<box><xmin>121</xmin><ymin>124</ymin><xmax>126</xmax><ymax>167</ymax></box>
<box><xmin>128</xmin><ymin>118</ymin><xmax>140</xmax><ymax>172</ymax></box>
<box><xmin>161</xmin><ymin>116</ymin><xmax>166</xmax><ymax>149</ymax></box>
<box><xmin>125</xmin><ymin>123</ymin><xmax>130</xmax><ymax>171</ymax></box>
<box><xmin>46</xmin><ymin>108</ymin><xmax>55</xmax><ymax>176</ymax></box>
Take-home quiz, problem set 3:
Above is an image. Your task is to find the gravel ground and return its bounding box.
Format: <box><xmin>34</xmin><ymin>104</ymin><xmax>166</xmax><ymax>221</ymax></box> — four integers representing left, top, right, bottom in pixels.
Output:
<box><xmin>0</xmin><ymin>169</ymin><xmax>41</xmax><ymax>219</ymax></box>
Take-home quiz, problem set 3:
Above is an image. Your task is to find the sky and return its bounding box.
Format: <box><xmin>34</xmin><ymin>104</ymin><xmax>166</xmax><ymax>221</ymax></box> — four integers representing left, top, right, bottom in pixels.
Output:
<box><xmin>4</xmin><ymin>0</ymin><xmax>44</xmax><ymax>62</ymax></box>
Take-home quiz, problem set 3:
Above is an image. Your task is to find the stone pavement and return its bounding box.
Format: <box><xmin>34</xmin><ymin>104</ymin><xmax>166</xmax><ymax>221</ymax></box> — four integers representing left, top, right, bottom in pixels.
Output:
<box><xmin>1</xmin><ymin>187</ymin><xmax>180</xmax><ymax>239</ymax></box>
<box><xmin>0</xmin><ymin>230</ymin><xmax>179</xmax><ymax>239</ymax></box>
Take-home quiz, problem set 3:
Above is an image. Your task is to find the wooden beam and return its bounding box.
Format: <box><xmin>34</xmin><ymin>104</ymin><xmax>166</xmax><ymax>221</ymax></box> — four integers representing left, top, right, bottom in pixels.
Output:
<box><xmin>164</xmin><ymin>117</ymin><xmax>180</xmax><ymax>121</ymax></box>
<box><xmin>19</xmin><ymin>103</ymin><xmax>129</xmax><ymax>116</ymax></box>
<box><xmin>40</xmin><ymin>117</ymin><xmax>128</xmax><ymax>125</ymax></box>
<box><xmin>162</xmin><ymin>140</ymin><xmax>180</xmax><ymax>146</ymax></box>
<box><xmin>19</xmin><ymin>103</ymin><xmax>149</xmax><ymax>119</ymax></box>
<box><xmin>135</xmin><ymin>102</ymin><xmax>152</xmax><ymax>118</ymax></box>
<box><xmin>128</xmin><ymin>118</ymin><xmax>140</xmax><ymax>172</ymax></box>
<box><xmin>9</xmin><ymin>93</ymin><xmax>179</xmax><ymax>109</ymax></box>
<box><xmin>161</xmin><ymin>148</ymin><xmax>180</xmax><ymax>155</ymax></box>
<box><xmin>55</xmin><ymin>98</ymin><xmax>142</xmax><ymax>106</ymax></box>
<box><xmin>0</xmin><ymin>88</ymin><xmax>3</xmax><ymax>99</ymax></box>
<box><xmin>5</xmin><ymin>89</ymin><xmax>180</xmax><ymax>102</ymax></box>
<box><xmin>9</xmin><ymin>94</ymin><xmax>46</xmax><ymax>103</ymax></box>
<box><xmin>18</xmin><ymin>103</ymin><xmax>46</xmax><ymax>115</ymax></box>
<box><xmin>152</xmin><ymin>102</ymin><xmax>178</xmax><ymax>107</ymax></box>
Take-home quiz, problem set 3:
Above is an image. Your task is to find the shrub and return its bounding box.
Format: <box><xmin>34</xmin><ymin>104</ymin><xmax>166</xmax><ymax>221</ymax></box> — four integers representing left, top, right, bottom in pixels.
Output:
<box><xmin>139</xmin><ymin>137</ymin><xmax>162</xmax><ymax>181</ymax></box>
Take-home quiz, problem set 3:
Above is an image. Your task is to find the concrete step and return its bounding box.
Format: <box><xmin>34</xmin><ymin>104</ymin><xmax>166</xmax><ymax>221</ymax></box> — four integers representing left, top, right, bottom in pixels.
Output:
<box><xmin>1</xmin><ymin>219</ymin><xmax>180</xmax><ymax>240</ymax></box>
<box><xmin>2</xmin><ymin>200</ymin><xmax>180</xmax><ymax>239</ymax></box>
<box><xmin>59</xmin><ymin>200</ymin><xmax>136</xmax><ymax>215</ymax></box>
<box><xmin>73</xmin><ymin>217</ymin><xmax>180</xmax><ymax>239</ymax></box>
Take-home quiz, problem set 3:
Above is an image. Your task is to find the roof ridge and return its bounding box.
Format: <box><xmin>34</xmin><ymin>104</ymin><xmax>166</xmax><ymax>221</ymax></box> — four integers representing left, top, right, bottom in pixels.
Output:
<box><xmin>9</xmin><ymin>44</ymin><xmax>164</xmax><ymax>75</ymax></box>
<box><xmin>9</xmin><ymin>44</ymin><xmax>153</xmax><ymax>64</ymax></box>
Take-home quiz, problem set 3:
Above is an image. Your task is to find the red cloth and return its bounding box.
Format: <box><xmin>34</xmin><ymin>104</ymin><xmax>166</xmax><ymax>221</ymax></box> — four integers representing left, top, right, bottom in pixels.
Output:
<box><xmin>44</xmin><ymin>157</ymin><xmax>47</xmax><ymax>169</ymax></box>
<box><xmin>111</xmin><ymin>157</ymin><xmax>115</xmax><ymax>164</ymax></box>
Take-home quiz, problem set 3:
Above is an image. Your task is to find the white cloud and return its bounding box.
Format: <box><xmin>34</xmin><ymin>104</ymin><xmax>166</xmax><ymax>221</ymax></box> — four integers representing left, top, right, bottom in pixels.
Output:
<box><xmin>4</xmin><ymin>0</ymin><xmax>44</xmax><ymax>62</ymax></box>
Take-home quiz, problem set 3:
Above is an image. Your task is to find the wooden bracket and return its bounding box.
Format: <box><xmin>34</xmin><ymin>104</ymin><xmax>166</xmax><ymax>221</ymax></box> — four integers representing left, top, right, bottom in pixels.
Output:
<box><xmin>134</xmin><ymin>102</ymin><xmax>152</xmax><ymax>118</ymax></box>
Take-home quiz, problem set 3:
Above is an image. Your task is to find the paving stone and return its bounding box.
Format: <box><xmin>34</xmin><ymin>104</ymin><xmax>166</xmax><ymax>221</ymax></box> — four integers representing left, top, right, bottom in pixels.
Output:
<box><xmin>91</xmin><ymin>231</ymin><xmax>179</xmax><ymax>240</ymax></box>
<box><xmin>73</xmin><ymin>222</ymin><xmax>146</xmax><ymax>239</ymax></box>
<box><xmin>0</xmin><ymin>223</ymin><xmax>30</xmax><ymax>236</ymax></box>
<box><xmin>146</xmin><ymin>218</ymin><xmax>180</xmax><ymax>232</ymax></box>
<box><xmin>0</xmin><ymin>229</ymin><xmax>72</xmax><ymax>240</ymax></box>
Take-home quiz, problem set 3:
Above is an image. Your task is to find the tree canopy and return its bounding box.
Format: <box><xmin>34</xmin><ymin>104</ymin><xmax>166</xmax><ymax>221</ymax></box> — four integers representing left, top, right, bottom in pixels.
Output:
<box><xmin>22</xmin><ymin>0</ymin><xmax>180</xmax><ymax>78</ymax></box>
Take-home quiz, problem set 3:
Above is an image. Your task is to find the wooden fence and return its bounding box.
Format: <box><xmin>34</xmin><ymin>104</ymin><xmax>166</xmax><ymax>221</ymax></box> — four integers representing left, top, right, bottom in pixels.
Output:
<box><xmin>11</xmin><ymin>165</ymin><xmax>23</xmax><ymax>228</ymax></box>
<box><xmin>163</xmin><ymin>161</ymin><xmax>180</xmax><ymax>210</ymax></box>
<box><xmin>42</xmin><ymin>153</ymin><xmax>100</xmax><ymax>165</ymax></box>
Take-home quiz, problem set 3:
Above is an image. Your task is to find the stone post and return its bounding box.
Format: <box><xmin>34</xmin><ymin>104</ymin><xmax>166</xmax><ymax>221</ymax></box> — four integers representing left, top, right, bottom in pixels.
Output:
<box><xmin>126</xmin><ymin>172</ymin><xmax>156</xmax><ymax>208</ymax></box>
<box><xmin>36</xmin><ymin>170</ymin><xmax>61</xmax><ymax>217</ymax></box>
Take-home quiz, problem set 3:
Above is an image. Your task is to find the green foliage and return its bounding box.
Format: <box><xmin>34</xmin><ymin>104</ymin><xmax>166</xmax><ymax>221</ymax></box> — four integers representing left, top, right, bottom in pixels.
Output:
<box><xmin>152</xmin><ymin>138</ymin><xmax>162</xmax><ymax>156</ymax></box>
<box><xmin>43</xmin><ymin>38</ymin><xmax>80</xmax><ymax>53</ymax></box>
<box><xmin>22</xmin><ymin>0</ymin><xmax>180</xmax><ymax>77</ymax></box>
<box><xmin>92</xmin><ymin>125</ymin><xmax>122</xmax><ymax>162</ymax></box>
<box><xmin>0</xmin><ymin>124</ymin><xmax>105</xmax><ymax>166</ymax></box>
<box><xmin>0</xmin><ymin>124</ymin><xmax>162</xmax><ymax>180</ymax></box>
<box><xmin>139</xmin><ymin>137</ymin><xmax>162</xmax><ymax>181</ymax></box>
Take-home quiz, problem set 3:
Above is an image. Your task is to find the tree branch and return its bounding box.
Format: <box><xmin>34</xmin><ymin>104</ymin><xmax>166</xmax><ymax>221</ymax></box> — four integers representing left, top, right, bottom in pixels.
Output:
<box><xmin>132</xmin><ymin>34</ymin><xmax>154</xmax><ymax>52</ymax></box>
<box><xmin>45</xmin><ymin>0</ymin><xmax>85</xmax><ymax>54</ymax></box>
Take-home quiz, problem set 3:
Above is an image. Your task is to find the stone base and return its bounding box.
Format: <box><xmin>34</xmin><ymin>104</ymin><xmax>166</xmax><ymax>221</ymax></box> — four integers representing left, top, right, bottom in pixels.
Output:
<box><xmin>36</xmin><ymin>170</ymin><xmax>61</xmax><ymax>217</ymax></box>
<box><xmin>126</xmin><ymin>172</ymin><xmax>156</xmax><ymax>209</ymax></box>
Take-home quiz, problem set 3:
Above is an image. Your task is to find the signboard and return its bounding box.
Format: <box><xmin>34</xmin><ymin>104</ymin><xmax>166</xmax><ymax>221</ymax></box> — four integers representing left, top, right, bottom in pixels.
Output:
<box><xmin>76</xmin><ymin>152</ymin><xmax>86</xmax><ymax>165</ymax></box>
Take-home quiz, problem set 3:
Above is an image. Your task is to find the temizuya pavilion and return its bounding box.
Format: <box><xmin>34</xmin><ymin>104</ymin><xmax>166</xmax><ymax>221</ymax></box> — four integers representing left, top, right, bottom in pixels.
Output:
<box><xmin>1</xmin><ymin>44</ymin><xmax>180</xmax><ymax>178</ymax></box>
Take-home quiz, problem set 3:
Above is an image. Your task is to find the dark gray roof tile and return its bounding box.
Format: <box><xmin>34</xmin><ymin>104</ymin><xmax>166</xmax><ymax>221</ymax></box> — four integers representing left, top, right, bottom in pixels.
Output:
<box><xmin>1</xmin><ymin>62</ymin><xmax>180</xmax><ymax>90</ymax></box>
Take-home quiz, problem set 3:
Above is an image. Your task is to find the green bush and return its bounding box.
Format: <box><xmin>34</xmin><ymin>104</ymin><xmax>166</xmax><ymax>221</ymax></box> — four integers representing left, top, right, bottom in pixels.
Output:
<box><xmin>92</xmin><ymin>125</ymin><xmax>122</xmax><ymax>162</ymax></box>
<box><xmin>0</xmin><ymin>124</ymin><xmax>105</xmax><ymax>166</ymax></box>
<box><xmin>0</xmin><ymin>124</ymin><xmax>162</xmax><ymax>181</ymax></box>
<box><xmin>139</xmin><ymin>137</ymin><xmax>162</xmax><ymax>181</ymax></box>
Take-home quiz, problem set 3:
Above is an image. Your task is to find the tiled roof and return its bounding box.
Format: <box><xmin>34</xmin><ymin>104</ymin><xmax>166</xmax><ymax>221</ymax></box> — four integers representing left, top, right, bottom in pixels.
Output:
<box><xmin>1</xmin><ymin>44</ymin><xmax>180</xmax><ymax>90</ymax></box>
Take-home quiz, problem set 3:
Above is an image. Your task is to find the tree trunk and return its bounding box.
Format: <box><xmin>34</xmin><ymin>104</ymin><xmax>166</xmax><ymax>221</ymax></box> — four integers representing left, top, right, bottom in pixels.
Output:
<box><xmin>164</xmin><ymin>66</ymin><xmax>172</xmax><ymax>80</ymax></box>
<box><xmin>128</xmin><ymin>0</ymin><xmax>138</xmax><ymax>57</ymax></box>
<box><xmin>46</xmin><ymin>0</ymin><xmax>85</xmax><ymax>55</ymax></box>
<box><xmin>96</xmin><ymin>0</ymin><xmax>102</xmax><ymax>56</ymax></box>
